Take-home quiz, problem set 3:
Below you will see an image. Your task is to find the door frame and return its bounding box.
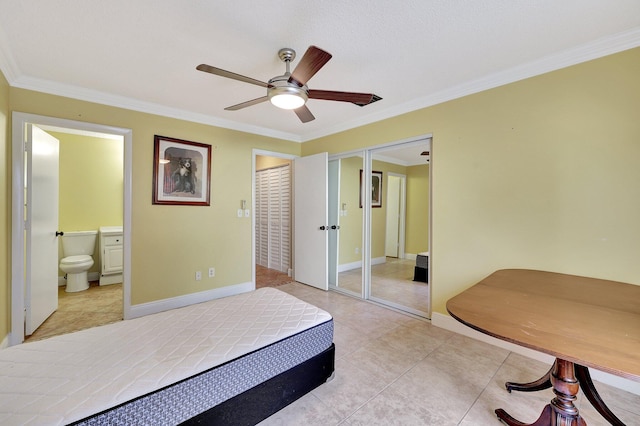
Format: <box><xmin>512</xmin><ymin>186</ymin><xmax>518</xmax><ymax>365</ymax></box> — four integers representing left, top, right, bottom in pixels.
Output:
<box><xmin>251</xmin><ymin>149</ymin><xmax>297</xmax><ymax>287</ymax></box>
<box><xmin>384</xmin><ymin>172</ymin><xmax>407</xmax><ymax>259</ymax></box>
<box><xmin>10</xmin><ymin>112</ymin><xmax>133</xmax><ymax>346</ymax></box>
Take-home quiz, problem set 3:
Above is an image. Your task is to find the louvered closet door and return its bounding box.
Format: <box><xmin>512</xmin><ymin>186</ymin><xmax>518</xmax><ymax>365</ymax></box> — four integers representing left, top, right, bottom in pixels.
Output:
<box><xmin>279</xmin><ymin>166</ymin><xmax>291</xmax><ymax>274</ymax></box>
<box><xmin>268</xmin><ymin>168</ymin><xmax>282</xmax><ymax>270</ymax></box>
<box><xmin>255</xmin><ymin>164</ymin><xmax>291</xmax><ymax>273</ymax></box>
<box><xmin>268</xmin><ymin>165</ymin><xmax>292</xmax><ymax>273</ymax></box>
<box><xmin>256</xmin><ymin>170</ymin><xmax>269</xmax><ymax>267</ymax></box>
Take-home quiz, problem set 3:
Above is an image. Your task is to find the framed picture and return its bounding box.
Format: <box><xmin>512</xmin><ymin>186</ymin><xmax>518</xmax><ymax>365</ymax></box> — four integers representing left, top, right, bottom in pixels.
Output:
<box><xmin>360</xmin><ymin>170</ymin><xmax>383</xmax><ymax>208</ymax></box>
<box><xmin>152</xmin><ymin>135</ymin><xmax>211</xmax><ymax>206</ymax></box>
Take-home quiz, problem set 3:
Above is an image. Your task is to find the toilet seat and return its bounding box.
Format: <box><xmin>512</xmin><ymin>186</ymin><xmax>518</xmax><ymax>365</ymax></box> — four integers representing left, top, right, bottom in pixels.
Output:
<box><xmin>61</xmin><ymin>254</ymin><xmax>92</xmax><ymax>265</ymax></box>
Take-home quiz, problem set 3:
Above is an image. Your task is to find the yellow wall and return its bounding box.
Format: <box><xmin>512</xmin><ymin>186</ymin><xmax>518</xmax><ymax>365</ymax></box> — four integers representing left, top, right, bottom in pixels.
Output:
<box><xmin>0</xmin><ymin>70</ymin><xmax>9</xmax><ymax>342</ymax></box>
<box><xmin>405</xmin><ymin>164</ymin><xmax>429</xmax><ymax>254</ymax></box>
<box><xmin>337</xmin><ymin>156</ymin><xmax>363</xmax><ymax>265</ymax></box>
<box><xmin>50</xmin><ymin>131</ymin><xmax>124</xmax><ymax>275</ymax></box>
<box><xmin>304</xmin><ymin>47</ymin><xmax>640</xmax><ymax>315</ymax></box>
<box><xmin>256</xmin><ymin>155</ymin><xmax>291</xmax><ymax>171</ymax></box>
<box><xmin>9</xmin><ymin>88</ymin><xmax>301</xmax><ymax>307</ymax></box>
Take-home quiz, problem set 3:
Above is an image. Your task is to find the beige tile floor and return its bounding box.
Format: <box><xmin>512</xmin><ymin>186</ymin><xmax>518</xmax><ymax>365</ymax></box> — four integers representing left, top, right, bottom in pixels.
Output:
<box><xmin>260</xmin><ymin>282</ymin><xmax>640</xmax><ymax>426</ymax></box>
<box><xmin>22</xmin><ymin>278</ymin><xmax>640</xmax><ymax>425</ymax></box>
<box><xmin>337</xmin><ymin>257</ymin><xmax>429</xmax><ymax>315</ymax></box>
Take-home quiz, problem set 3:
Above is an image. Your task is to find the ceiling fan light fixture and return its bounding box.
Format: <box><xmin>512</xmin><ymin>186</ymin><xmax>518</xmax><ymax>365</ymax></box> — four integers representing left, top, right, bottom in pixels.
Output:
<box><xmin>268</xmin><ymin>85</ymin><xmax>307</xmax><ymax>110</ymax></box>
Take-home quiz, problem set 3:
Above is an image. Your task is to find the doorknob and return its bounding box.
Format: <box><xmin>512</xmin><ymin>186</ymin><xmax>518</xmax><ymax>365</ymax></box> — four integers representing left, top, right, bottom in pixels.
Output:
<box><xmin>55</xmin><ymin>231</ymin><xmax>64</xmax><ymax>237</ymax></box>
<box><xmin>319</xmin><ymin>226</ymin><xmax>329</xmax><ymax>230</ymax></box>
<box><xmin>330</xmin><ymin>225</ymin><xmax>340</xmax><ymax>230</ymax></box>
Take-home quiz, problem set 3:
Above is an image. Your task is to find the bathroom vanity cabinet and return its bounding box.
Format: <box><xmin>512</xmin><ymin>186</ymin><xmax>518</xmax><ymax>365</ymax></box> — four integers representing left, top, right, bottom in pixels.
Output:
<box><xmin>99</xmin><ymin>226</ymin><xmax>123</xmax><ymax>285</ymax></box>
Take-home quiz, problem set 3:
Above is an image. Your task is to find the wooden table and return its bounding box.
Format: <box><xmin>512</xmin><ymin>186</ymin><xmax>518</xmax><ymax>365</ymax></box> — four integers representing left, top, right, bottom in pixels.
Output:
<box><xmin>446</xmin><ymin>269</ymin><xmax>640</xmax><ymax>426</ymax></box>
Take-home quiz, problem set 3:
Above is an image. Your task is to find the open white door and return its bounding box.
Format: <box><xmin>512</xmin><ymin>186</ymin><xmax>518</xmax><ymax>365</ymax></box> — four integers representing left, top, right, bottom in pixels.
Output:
<box><xmin>293</xmin><ymin>152</ymin><xmax>328</xmax><ymax>290</ymax></box>
<box><xmin>25</xmin><ymin>125</ymin><xmax>60</xmax><ymax>335</ymax></box>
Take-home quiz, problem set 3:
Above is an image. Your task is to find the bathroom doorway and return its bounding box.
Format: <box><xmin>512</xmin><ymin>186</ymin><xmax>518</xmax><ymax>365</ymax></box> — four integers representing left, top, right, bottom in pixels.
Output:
<box><xmin>10</xmin><ymin>113</ymin><xmax>132</xmax><ymax>346</ymax></box>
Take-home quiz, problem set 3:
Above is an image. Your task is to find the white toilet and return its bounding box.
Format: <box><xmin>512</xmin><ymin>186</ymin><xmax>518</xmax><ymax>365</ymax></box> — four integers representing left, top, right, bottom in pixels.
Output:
<box><xmin>60</xmin><ymin>230</ymin><xmax>98</xmax><ymax>292</ymax></box>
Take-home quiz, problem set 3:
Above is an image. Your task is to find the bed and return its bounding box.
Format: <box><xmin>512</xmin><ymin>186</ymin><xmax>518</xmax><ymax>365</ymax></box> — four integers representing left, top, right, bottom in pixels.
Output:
<box><xmin>0</xmin><ymin>287</ymin><xmax>334</xmax><ymax>426</ymax></box>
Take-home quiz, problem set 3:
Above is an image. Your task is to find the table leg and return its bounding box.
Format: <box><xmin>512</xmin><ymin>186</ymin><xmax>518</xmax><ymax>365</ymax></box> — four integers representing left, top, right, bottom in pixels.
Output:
<box><xmin>575</xmin><ymin>365</ymin><xmax>625</xmax><ymax>426</ymax></box>
<box><xmin>506</xmin><ymin>362</ymin><xmax>553</xmax><ymax>393</ymax></box>
<box><xmin>496</xmin><ymin>359</ymin><xmax>587</xmax><ymax>426</ymax></box>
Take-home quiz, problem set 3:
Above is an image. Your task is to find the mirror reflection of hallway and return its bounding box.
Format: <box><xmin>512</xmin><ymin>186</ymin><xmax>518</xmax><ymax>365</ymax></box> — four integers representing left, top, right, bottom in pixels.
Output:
<box><xmin>332</xmin><ymin>138</ymin><xmax>430</xmax><ymax>318</ymax></box>
<box><xmin>369</xmin><ymin>139</ymin><xmax>430</xmax><ymax>317</ymax></box>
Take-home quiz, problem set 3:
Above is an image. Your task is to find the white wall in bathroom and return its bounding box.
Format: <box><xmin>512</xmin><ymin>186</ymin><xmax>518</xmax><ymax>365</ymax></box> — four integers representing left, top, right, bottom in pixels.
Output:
<box><xmin>51</xmin><ymin>131</ymin><xmax>124</xmax><ymax>275</ymax></box>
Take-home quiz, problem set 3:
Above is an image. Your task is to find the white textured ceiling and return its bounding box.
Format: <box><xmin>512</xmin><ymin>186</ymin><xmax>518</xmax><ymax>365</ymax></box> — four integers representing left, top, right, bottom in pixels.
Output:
<box><xmin>1</xmin><ymin>1</ymin><xmax>639</xmax><ymax>142</ymax></box>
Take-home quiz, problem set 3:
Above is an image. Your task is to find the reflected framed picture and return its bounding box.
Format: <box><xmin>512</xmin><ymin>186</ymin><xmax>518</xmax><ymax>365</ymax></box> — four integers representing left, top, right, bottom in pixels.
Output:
<box><xmin>152</xmin><ymin>135</ymin><xmax>211</xmax><ymax>206</ymax></box>
<box><xmin>360</xmin><ymin>170</ymin><xmax>383</xmax><ymax>208</ymax></box>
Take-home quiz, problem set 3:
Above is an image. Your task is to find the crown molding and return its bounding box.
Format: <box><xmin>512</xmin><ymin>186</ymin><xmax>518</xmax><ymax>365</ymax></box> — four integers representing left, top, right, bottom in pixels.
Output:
<box><xmin>3</xmin><ymin>27</ymin><xmax>639</xmax><ymax>143</ymax></box>
<box><xmin>9</xmin><ymin>75</ymin><xmax>303</xmax><ymax>143</ymax></box>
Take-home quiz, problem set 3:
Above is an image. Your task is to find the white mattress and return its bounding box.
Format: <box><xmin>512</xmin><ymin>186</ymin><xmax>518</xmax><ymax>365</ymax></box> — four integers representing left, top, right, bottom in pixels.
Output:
<box><xmin>0</xmin><ymin>287</ymin><xmax>332</xmax><ymax>425</ymax></box>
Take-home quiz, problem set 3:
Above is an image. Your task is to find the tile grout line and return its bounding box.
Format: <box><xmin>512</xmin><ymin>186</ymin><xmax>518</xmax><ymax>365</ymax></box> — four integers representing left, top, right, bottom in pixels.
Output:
<box><xmin>456</xmin><ymin>351</ymin><xmax>512</xmax><ymax>425</ymax></box>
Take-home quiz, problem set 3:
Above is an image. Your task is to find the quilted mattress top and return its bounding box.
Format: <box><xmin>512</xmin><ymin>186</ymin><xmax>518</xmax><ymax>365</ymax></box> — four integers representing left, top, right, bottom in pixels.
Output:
<box><xmin>0</xmin><ymin>287</ymin><xmax>332</xmax><ymax>425</ymax></box>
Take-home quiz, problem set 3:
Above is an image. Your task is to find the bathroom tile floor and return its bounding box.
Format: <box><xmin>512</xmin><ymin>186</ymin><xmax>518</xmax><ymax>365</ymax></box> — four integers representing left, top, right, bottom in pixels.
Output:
<box><xmin>25</xmin><ymin>282</ymin><xmax>123</xmax><ymax>342</ymax></box>
<box><xmin>259</xmin><ymin>282</ymin><xmax>640</xmax><ymax>426</ymax></box>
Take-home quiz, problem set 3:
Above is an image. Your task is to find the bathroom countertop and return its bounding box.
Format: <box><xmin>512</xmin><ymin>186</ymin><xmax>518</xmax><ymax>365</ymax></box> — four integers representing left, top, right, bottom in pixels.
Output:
<box><xmin>99</xmin><ymin>226</ymin><xmax>123</xmax><ymax>235</ymax></box>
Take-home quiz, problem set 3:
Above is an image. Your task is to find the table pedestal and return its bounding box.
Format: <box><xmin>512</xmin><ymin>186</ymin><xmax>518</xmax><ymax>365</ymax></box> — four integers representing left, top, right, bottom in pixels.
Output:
<box><xmin>496</xmin><ymin>358</ymin><xmax>625</xmax><ymax>426</ymax></box>
<box><xmin>496</xmin><ymin>359</ymin><xmax>586</xmax><ymax>426</ymax></box>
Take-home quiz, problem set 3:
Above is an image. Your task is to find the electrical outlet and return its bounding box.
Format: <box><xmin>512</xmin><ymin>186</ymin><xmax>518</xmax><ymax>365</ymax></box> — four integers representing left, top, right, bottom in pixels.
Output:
<box><xmin>244</xmin><ymin>209</ymin><xmax>250</xmax><ymax>217</ymax></box>
<box><xmin>237</xmin><ymin>209</ymin><xmax>243</xmax><ymax>218</ymax></box>
<box><xmin>355</xmin><ymin>247</ymin><xmax>359</xmax><ymax>254</ymax></box>
<box><xmin>208</xmin><ymin>267</ymin><xmax>215</xmax><ymax>278</ymax></box>
<box><xmin>195</xmin><ymin>271</ymin><xmax>202</xmax><ymax>281</ymax></box>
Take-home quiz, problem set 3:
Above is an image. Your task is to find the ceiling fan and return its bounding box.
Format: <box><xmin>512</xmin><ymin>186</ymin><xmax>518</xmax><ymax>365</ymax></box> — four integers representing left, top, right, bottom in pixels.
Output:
<box><xmin>196</xmin><ymin>45</ymin><xmax>381</xmax><ymax>123</ymax></box>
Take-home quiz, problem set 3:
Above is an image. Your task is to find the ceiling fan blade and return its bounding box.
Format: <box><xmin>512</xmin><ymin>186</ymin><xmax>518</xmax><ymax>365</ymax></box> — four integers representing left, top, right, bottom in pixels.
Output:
<box><xmin>224</xmin><ymin>96</ymin><xmax>269</xmax><ymax>111</ymax></box>
<box><xmin>289</xmin><ymin>46</ymin><xmax>332</xmax><ymax>86</ymax></box>
<box><xmin>196</xmin><ymin>64</ymin><xmax>270</xmax><ymax>88</ymax></box>
<box><xmin>294</xmin><ymin>105</ymin><xmax>315</xmax><ymax>123</ymax></box>
<box><xmin>308</xmin><ymin>90</ymin><xmax>382</xmax><ymax>106</ymax></box>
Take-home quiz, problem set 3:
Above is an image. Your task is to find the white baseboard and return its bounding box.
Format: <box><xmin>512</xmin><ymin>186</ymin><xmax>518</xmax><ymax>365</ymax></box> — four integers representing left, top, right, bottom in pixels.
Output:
<box><xmin>431</xmin><ymin>312</ymin><xmax>640</xmax><ymax>396</ymax></box>
<box><xmin>338</xmin><ymin>256</ymin><xmax>386</xmax><ymax>273</ymax></box>
<box><xmin>128</xmin><ymin>281</ymin><xmax>254</xmax><ymax>319</ymax></box>
<box><xmin>372</xmin><ymin>256</ymin><xmax>386</xmax><ymax>266</ymax></box>
<box><xmin>338</xmin><ymin>260</ymin><xmax>361</xmax><ymax>273</ymax></box>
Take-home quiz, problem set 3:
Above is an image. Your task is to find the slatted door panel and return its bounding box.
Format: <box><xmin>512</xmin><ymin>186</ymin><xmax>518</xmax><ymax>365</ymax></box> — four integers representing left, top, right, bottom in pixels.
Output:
<box><xmin>279</xmin><ymin>166</ymin><xmax>291</xmax><ymax>273</ymax></box>
<box><xmin>268</xmin><ymin>167</ymin><xmax>282</xmax><ymax>271</ymax></box>
<box><xmin>256</xmin><ymin>170</ymin><xmax>270</xmax><ymax>267</ymax></box>
<box><xmin>256</xmin><ymin>164</ymin><xmax>291</xmax><ymax>273</ymax></box>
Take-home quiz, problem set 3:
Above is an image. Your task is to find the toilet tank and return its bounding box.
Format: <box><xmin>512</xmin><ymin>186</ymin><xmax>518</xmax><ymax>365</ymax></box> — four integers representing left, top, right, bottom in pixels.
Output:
<box><xmin>61</xmin><ymin>230</ymin><xmax>98</xmax><ymax>256</ymax></box>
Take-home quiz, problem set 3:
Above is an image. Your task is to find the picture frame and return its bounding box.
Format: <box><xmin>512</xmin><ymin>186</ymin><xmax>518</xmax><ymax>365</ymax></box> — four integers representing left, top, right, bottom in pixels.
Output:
<box><xmin>360</xmin><ymin>170</ymin><xmax>383</xmax><ymax>208</ymax></box>
<box><xmin>152</xmin><ymin>135</ymin><xmax>211</xmax><ymax>206</ymax></box>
